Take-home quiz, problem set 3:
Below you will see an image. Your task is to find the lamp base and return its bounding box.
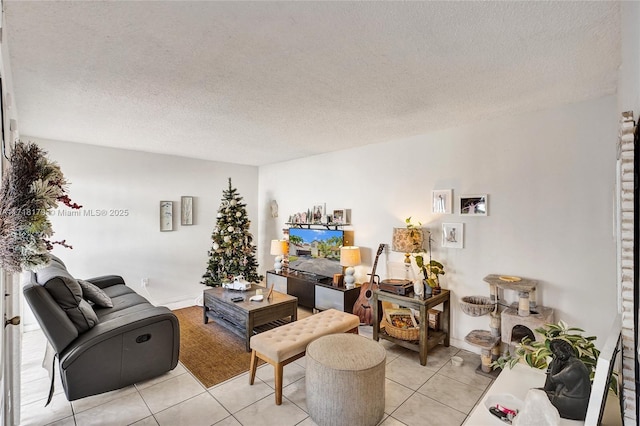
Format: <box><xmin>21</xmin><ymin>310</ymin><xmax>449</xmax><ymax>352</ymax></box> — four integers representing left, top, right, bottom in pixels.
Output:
<box><xmin>274</xmin><ymin>255</ymin><xmax>283</xmax><ymax>274</ymax></box>
<box><xmin>344</xmin><ymin>266</ymin><xmax>355</xmax><ymax>289</ymax></box>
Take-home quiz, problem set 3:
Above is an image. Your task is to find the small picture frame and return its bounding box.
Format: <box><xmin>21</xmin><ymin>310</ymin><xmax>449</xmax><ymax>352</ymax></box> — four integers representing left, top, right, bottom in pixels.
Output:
<box><xmin>312</xmin><ymin>203</ymin><xmax>325</xmax><ymax>223</ymax></box>
<box><xmin>442</xmin><ymin>223</ymin><xmax>463</xmax><ymax>248</ymax></box>
<box><xmin>181</xmin><ymin>196</ymin><xmax>194</xmax><ymax>226</ymax></box>
<box><xmin>432</xmin><ymin>189</ymin><xmax>453</xmax><ymax>214</ymax></box>
<box><xmin>332</xmin><ymin>209</ymin><xmax>351</xmax><ymax>225</ymax></box>
<box><xmin>460</xmin><ymin>194</ymin><xmax>488</xmax><ymax>216</ymax></box>
<box><xmin>160</xmin><ymin>201</ymin><xmax>173</xmax><ymax>232</ymax></box>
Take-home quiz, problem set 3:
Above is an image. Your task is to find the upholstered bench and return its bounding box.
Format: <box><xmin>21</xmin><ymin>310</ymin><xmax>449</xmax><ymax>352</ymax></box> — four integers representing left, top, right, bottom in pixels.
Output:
<box><xmin>249</xmin><ymin>308</ymin><xmax>360</xmax><ymax>405</ymax></box>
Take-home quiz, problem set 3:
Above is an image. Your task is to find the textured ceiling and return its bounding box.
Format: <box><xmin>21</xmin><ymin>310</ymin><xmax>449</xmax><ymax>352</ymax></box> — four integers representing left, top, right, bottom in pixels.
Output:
<box><xmin>3</xmin><ymin>1</ymin><xmax>621</xmax><ymax>166</ymax></box>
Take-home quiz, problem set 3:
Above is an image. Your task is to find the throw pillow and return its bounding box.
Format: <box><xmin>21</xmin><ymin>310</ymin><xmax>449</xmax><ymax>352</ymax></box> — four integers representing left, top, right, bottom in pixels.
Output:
<box><xmin>78</xmin><ymin>279</ymin><xmax>114</xmax><ymax>308</ymax></box>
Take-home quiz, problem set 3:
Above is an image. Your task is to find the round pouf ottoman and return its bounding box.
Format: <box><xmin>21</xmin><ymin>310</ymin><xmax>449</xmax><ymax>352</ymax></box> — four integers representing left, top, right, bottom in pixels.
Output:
<box><xmin>306</xmin><ymin>334</ymin><xmax>386</xmax><ymax>426</ymax></box>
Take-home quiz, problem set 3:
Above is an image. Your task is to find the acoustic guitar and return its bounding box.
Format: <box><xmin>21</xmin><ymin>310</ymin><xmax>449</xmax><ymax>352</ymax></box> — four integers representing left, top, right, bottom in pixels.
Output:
<box><xmin>352</xmin><ymin>244</ymin><xmax>384</xmax><ymax>325</ymax></box>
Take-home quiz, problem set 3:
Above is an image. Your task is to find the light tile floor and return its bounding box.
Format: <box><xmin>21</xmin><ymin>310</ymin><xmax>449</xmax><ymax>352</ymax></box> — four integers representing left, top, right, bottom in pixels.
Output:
<box><xmin>20</xmin><ymin>313</ymin><xmax>493</xmax><ymax>426</ymax></box>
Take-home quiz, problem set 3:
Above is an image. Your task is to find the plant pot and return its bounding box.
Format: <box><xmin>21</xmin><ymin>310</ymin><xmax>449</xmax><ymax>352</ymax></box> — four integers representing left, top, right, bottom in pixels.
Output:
<box><xmin>424</xmin><ymin>281</ymin><xmax>433</xmax><ymax>296</ymax></box>
<box><xmin>432</xmin><ymin>286</ymin><xmax>441</xmax><ymax>296</ymax></box>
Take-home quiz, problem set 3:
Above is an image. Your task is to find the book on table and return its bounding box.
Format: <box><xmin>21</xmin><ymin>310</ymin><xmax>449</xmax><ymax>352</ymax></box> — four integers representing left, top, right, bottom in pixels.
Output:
<box><xmin>385</xmin><ymin>308</ymin><xmax>419</xmax><ymax>329</ymax></box>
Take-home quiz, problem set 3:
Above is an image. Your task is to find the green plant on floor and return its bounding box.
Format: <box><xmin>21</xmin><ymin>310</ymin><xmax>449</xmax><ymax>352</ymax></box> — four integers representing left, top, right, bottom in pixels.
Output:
<box><xmin>491</xmin><ymin>320</ymin><xmax>617</xmax><ymax>394</ymax></box>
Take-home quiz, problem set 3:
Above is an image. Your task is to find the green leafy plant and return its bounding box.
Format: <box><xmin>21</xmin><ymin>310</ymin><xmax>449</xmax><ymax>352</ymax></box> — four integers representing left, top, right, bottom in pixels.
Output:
<box><xmin>404</xmin><ymin>217</ymin><xmax>445</xmax><ymax>288</ymax></box>
<box><xmin>416</xmin><ymin>257</ymin><xmax>445</xmax><ymax>288</ymax></box>
<box><xmin>491</xmin><ymin>320</ymin><xmax>617</xmax><ymax>393</ymax></box>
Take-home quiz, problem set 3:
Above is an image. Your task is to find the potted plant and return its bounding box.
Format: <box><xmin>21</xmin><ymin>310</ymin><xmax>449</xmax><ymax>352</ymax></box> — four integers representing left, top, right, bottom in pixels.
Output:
<box><xmin>491</xmin><ymin>320</ymin><xmax>617</xmax><ymax>393</ymax></box>
<box><xmin>404</xmin><ymin>217</ymin><xmax>446</xmax><ymax>296</ymax></box>
<box><xmin>421</xmin><ymin>258</ymin><xmax>445</xmax><ymax>295</ymax></box>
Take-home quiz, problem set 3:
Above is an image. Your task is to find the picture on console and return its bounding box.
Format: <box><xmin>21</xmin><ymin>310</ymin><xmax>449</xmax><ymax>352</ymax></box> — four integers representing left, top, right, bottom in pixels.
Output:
<box><xmin>288</xmin><ymin>228</ymin><xmax>344</xmax><ymax>278</ymax></box>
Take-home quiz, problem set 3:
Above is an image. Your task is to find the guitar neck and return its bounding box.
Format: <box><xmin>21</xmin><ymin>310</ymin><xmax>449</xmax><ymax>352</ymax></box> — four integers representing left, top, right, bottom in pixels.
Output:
<box><xmin>369</xmin><ymin>244</ymin><xmax>384</xmax><ymax>285</ymax></box>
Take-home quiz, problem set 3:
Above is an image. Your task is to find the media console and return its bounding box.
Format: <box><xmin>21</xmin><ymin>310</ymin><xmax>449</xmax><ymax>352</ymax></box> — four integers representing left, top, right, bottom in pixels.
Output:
<box><xmin>266</xmin><ymin>270</ymin><xmax>360</xmax><ymax>313</ymax></box>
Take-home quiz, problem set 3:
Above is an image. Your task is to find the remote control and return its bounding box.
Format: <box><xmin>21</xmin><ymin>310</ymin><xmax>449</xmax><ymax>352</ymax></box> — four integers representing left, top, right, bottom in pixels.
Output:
<box><xmin>231</xmin><ymin>296</ymin><xmax>244</xmax><ymax>302</ymax></box>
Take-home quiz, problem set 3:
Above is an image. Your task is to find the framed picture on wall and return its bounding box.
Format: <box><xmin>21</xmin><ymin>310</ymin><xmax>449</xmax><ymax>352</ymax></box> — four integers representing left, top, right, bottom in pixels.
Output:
<box><xmin>181</xmin><ymin>196</ymin><xmax>194</xmax><ymax>225</ymax></box>
<box><xmin>160</xmin><ymin>201</ymin><xmax>173</xmax><ymax>232</ymax></box>
<box><xmin>442</xmin><ymin>223</ymin><xmax>463</xmax><ymax>248</ymax></box>
<box><xmin>432</xmin><ymin>189</ymin><xmax>453</xmax><ymax>214</ymax></box>
<box><xmin>460</xmin><ymin>194</ymin><xmax>488</xmax><ymax>216</ymax></box>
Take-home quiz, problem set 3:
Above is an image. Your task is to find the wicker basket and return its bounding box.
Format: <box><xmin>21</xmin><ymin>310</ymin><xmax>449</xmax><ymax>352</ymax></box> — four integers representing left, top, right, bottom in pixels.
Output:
<box><xmin>460</xmin><ymin>296</ymin><xmax>495</xmax><ymax>317</ymax></box>
<box><xmin>380</xmin><ymin>319</ymin><xmax>419</xmax><ymax>341</ymax></box>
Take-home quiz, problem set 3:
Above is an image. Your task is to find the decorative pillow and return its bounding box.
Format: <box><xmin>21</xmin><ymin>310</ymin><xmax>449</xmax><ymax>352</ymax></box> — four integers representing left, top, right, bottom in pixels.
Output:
<box><xmin>78</xmin><ymin>279</ymin><xmax>113</xmax><ymax>308</ymax></box>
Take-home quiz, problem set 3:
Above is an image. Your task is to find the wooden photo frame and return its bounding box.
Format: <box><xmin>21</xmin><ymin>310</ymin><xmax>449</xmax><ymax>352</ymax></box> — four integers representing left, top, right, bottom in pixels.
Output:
<box><xmin>442</xmin><ymin>223</ymin><xmax>463</xmax><ymax>248</ymax></box>
<box><xmin>160</xmin><ymin>201</ymin><xmax>173</xmax><ymax>231</ymax></box>
<box><xmin>432</xmin><ymin>189</ymin><xmax>453</xmax><ymax>214</ymax></box>
<box><xmin>181</xmin><ymin>196</ymin><xmax>194</xmax><ymax>225</ymax></box>
<box><xmin>460</xmin><ymin>194</ymin><xmax>488</xmax><ymax>216</ymax></box>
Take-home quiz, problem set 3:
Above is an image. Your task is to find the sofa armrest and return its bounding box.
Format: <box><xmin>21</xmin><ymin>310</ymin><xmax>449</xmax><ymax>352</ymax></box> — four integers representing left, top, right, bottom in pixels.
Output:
<box><xmin>85</xmin><ymin>275</ymin><xmax>126</xmax><ymax>289</ymax></box>
<box><xmin>59</xmin><ymin>306</ymin><xmax>179</xmax><ymax>368</ymax></box>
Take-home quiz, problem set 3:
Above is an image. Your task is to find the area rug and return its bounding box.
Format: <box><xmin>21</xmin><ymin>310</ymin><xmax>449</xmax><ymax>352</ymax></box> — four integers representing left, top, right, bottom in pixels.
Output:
<box><xmin>172</xmin><ymin>305</ymin><xmax>262</xmax><ymax>388</ymax></box>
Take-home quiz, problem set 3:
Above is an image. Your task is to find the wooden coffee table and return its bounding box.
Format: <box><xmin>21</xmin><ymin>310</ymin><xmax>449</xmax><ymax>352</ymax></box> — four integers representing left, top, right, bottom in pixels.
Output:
<box><xmin>203</xmin><ymin>284</ymin><xmax>298</xmax><ymax>351</ymax></box>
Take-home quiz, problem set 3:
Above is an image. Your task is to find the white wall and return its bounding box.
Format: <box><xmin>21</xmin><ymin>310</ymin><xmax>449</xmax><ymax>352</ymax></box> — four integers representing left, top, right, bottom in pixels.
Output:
<box><xmin>30</xmin><ymin>138</ymin><xmax>259</xmax><ymax>310</ymax></box>
<box><xmin>258</xmin><ymin>96</ymin><xmax>618</xmax><ymax>351</ymax></box>
<box><xmin>619</xmin><ymin>1</ymin><xmax>640</xmax><ymax>115</ymax></box>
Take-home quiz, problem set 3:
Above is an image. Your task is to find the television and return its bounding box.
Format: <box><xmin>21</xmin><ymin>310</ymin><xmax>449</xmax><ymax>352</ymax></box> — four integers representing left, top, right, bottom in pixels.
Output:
<box><xmin>288</xmin><ymin>228</ymin><xmax>344</xmax><ymax>278</ymax></box>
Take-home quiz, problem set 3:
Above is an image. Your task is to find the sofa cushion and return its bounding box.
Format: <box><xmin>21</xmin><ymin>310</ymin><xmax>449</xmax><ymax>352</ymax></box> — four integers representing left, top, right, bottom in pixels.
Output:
<box><xmin>93</xmin><ymin>290</ymin><xmax>153</xmax><ymax>321</ymax></box>
<box><xmin>102</xmin><ymin>284</ymin><xmax>138</xmax><ymax>299</ymax></box>
<box><xmin>78</xmin><ymin>279</ymin><xmax>113</xmax><ymax>308</ymax></box>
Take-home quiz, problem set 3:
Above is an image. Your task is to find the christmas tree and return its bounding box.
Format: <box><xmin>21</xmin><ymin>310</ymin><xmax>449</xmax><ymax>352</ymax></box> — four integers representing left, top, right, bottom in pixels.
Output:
<box><xmin>201</xmin><ymin>178</ymin><xmax>263</xmax><ymax>286</ymax></box>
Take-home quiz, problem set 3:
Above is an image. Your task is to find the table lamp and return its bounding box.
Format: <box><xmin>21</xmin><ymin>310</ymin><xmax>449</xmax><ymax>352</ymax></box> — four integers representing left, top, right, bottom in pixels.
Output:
<box><xmin>392</xmin><ymin>227</ymin><xmax>423</xmax><ymax>279</ymax></box>
<box><xmin>270</xmin><ymin>239</ymin><xmax>288</xmax><ymax>274</ymax></box>
<box><xmin>340</xmin><ymin>246</ymin><xmax>361</xmax><ymax>289</ymax></box>
<box><xmin>392</xmin><ymin>227</ymin><xmax>424</xmax><ymax>264</ymax></box>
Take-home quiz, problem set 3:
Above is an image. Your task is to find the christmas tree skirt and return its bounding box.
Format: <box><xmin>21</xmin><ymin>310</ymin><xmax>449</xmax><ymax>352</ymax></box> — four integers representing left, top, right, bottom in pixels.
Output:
<box><xmin>173</xmin><ymin>306</ymin><xmax>264</xmax><ymax>388</ymax></box>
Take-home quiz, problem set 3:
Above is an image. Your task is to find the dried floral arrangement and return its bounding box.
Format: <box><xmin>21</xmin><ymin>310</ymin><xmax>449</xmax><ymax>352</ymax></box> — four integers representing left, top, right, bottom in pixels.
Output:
<box><xmin>0</xmin><ymin>141</ymin><xmax>81</xmax><ymax>272</ymax></box>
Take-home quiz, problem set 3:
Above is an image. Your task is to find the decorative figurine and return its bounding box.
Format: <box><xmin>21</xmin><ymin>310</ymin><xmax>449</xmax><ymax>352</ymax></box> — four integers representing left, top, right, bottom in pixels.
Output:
<box><xmin>542</xmin><ymin>339</ymin><xmax>591</xmax><ymax>420</ymax></box>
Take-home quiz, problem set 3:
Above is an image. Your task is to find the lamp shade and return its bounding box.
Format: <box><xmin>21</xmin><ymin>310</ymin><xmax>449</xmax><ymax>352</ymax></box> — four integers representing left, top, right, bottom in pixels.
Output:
<box><xmin>340</xmin><ymin>246</ymin><xmax>361</xmax><ymax>267</ymax></box>
<box><xmin>392</xmin><ymin>228</ymin><xmax>423</xmax><ymax>253</ymax></box>
<box><xmin>270</xmin><ymin>239</ymin><xmax>288</xmax><ymax>256</ymax></box>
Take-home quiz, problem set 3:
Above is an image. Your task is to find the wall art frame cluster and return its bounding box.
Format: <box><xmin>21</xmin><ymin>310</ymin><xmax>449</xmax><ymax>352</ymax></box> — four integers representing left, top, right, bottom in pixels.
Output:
<box><xmin>160</xmin><ymin>196</ymin><xmax>195</xmax><ymax>231</ymax></box>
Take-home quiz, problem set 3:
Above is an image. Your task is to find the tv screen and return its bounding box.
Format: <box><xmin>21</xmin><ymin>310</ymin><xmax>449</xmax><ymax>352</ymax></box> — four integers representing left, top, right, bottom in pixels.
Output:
<box><xmin>288</xmin><ymin>228</ymin><xmax>344</xmax><ymax>278</ymax></box>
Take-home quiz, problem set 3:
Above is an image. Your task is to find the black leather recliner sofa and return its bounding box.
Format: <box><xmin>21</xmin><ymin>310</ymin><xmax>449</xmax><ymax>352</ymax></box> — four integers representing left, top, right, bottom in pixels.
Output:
<box><xmin>23</xmin><ymin>256</ymin><xmax>180</xmax><ymax>401</ymax></box>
